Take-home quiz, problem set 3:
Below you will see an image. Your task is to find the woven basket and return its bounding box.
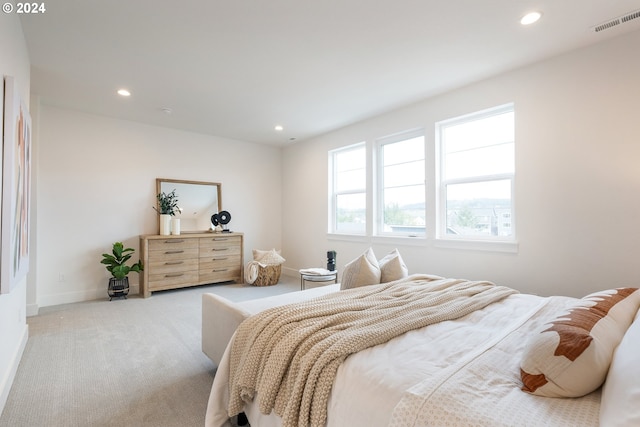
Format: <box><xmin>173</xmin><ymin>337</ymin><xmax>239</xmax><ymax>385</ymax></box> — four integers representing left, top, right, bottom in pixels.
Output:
<box><xmin>252</xmin><ymin>264</ymin><xmax>282</xmax><ymax>287</ymax></box>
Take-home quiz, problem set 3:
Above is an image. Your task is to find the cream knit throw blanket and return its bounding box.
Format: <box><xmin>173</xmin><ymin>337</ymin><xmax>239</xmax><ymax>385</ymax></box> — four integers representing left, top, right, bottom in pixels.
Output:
<box><xmin>226</xmin><ymin>274</ymin><xmax>518</xmax><ymax>427</ymax></box>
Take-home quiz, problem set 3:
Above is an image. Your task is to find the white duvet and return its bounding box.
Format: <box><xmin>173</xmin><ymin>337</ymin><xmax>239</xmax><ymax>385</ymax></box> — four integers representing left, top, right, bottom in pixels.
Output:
<box><xmin>206</xmin><ymin>292</ymin><xmax>601</xmax><ymax>427</ymax></box>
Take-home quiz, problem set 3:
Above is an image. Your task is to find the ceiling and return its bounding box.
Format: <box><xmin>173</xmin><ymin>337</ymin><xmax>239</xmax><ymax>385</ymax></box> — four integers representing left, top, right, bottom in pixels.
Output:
<box><xmin>19</xmin><ymin>1</ymin><xmax>640</xmax><ymax>146</ymax></box>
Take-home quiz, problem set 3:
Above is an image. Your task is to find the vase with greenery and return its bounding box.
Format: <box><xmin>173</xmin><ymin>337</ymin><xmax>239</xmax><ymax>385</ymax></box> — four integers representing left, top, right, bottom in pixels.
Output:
<box><xmin>153</xmin><ymin>189</ymin><xmax>179</xmax><ymax>235</ymax></box>
<box><xmin>101</xmin><ymin>242</ymin><xmax>144</xmax><ymax>300</ymax></box>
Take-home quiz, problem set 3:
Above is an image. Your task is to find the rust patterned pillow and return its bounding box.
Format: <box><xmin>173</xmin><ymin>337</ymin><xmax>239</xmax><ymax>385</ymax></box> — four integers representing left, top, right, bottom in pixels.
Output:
<box><xmin>520</xmin><ymin>287</ymin><xmax>640</xmax><ymax>397</ymax></box>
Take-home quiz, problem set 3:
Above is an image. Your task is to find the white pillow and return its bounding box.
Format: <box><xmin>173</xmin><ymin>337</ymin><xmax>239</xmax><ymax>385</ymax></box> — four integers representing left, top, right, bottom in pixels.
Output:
<box><xmin>253</xmin><ymin>248</ymin><xmax>281</xmax><ymax>260</ymax></box>
<box><xmin>600</xmin><ymin>309</ymin><xmax>640</xmax><ymax>426</ymax></box>
<box><xmin>340</xmin><ymin>248</ymin><xmax>381</xmax><ymax>290</ymax></box>
<box><xmin>378</xmin><ymin>248</ymin><xmax>408</xmax><ymax>283</ymax></box>
<box><xmin>254</xmin><ymin>248</ymin><xmax>285</xmax><ymax>265</ymax></box>
<box><xmin>520</xmin><ymin>287</ymin><xmax>640</xmax><ymax>397</ymax></box>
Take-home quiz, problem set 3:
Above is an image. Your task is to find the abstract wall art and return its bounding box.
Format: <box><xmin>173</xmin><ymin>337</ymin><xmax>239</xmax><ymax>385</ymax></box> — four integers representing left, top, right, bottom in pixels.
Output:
<box><xmin>1</xmin><ymin>76</ymin><xmax>32</xmax><ymax>294</ymax></box>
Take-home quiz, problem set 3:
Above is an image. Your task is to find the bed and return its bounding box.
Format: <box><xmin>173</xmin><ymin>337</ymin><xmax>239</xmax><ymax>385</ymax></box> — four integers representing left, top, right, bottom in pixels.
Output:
<box><xmin>202</xmin><ymin>284</ymin><xmax>341</xmax><ymax>366</ymax></box>
<box><xmin>203</xmin><ymin>273</ymin><xmax>640</xmax><ymax>427</ymax></box>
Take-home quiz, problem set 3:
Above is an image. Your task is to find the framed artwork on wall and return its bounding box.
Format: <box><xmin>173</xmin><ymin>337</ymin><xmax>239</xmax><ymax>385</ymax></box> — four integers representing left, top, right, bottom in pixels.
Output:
<box><xmin>1</xmin><ymin>76</ymin><xmax>32</xmax><ymax>294</ymax></box>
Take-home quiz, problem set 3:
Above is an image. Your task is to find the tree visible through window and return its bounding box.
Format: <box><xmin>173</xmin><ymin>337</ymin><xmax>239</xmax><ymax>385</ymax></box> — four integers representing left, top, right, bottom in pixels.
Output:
<box><xmin>378</xmin><ymin>132</ymin><xmax>425</xmax><ymax>236</ymax></box>
<box><xmin>438</xmin><ymin>105</ymin><xmax>515</xmax><ymax>239</ymax></box>
<box><xmin>327</xmin><ymin>104</ymin><xmax>514</xmax><ymax>246</ymax></box>
<box><xmin>329</xmin><ymin>143</ymin><xmax>366</xmax><ymax>234</ymax></box>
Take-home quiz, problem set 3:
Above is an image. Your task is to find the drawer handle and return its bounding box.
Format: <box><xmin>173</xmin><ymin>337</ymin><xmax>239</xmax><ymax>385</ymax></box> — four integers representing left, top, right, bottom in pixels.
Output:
<box><xmin>212</xmin><ymin>257</ymin><xmax>228</xmax><ymax>261</ymax></box>
<box><xmin>164</xmin><ymin>261</ymin><xmax>184</xmax><ymax>265</ymax></box>
<box><xmin>164</xmin><ymin>240</ymin><xmax>185</xmax><ymax>243</ymax></box>
<box><xmin>211</xmin><ymin>248</ymin><xmax>229</xmax><ymax>252</ymax></box>
<box><xmin>212</xmin><ymin>268</ymin><xmax>228</xmax><ymax>272</ymax></box>
<box><xmin>212</xmin><ymin>238</ymin><xmax>229</xmax><ymax>241</ymax></box>
<box><xmin>164</xmin><ymin>250</ymin><xmax>184</xmax><ymax>254</ymax></box>
<box><xmin>165</xmin><ymin>273</ymin><xmax>184</xmax><ymax>278</ymax></box>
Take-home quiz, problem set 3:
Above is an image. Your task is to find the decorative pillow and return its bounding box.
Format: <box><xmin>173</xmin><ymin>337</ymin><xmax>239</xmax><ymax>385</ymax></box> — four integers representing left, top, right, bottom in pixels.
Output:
<box><xmin>378</xmin><ymin>248</ymin><xmax>408</xmax><ymax>283</ymax></box>
<box><xmin>340</xmin><ymin>248</ymin><xmax>381</xmax><ymax>290</ymax></box>
<box><xmin>253</xmin><ymin>248</ymin><xmax>285</xmax><ymax>265</ymax></box>
<box><xmin>253</xmin><ymin>248</ymin><xmax>281</xmax><ymax>261</ymax></box>
<box><xmin>600</xmin><ymin>310</ymin><xmax>640</xmax><ymax>426</ymax></box>
<box><xmin>520</xmin><ymin>287</ymin><xmax>640</xmax><ymax>397</ymax></box>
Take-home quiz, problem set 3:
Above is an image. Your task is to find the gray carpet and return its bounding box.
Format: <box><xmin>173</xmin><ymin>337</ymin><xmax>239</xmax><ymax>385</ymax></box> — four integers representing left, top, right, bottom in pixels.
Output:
<box><xmin>0</xmin><ymin>277</ymin><xmax>302</xmax><ymax>427</ymax></box>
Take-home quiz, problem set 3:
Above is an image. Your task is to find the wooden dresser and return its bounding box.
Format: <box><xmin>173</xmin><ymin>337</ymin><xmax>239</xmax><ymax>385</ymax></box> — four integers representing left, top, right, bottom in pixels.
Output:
<box><xmin>139</xmin><ymin>232</ymin><xmax>243</xmax><ymax>297</ymax></box>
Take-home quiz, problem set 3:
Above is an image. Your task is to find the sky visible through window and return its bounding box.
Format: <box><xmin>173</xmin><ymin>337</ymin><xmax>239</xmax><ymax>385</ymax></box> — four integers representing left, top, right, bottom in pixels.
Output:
<box><xmin>441</xmin><ymin>109</ymin><xmax>514</xmax><ymax>237</ymax></box>
<box><xmin>381</xmin><ymin>135</ymin><xmax>425</xmax><ymax>234</ymax></box>
<box><xmin>331</xmin><ymin>107</ymin><xmax>514</xmax><ymax>238</ymax></box>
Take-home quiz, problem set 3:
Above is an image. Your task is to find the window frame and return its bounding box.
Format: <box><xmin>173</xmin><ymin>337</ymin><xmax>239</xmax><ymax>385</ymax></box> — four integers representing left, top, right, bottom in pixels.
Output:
<box><xmin>435</xmin><ymin>103</ymin><xmax>516</xmax><ymax>243</ymax></box>
<box><xmin>328</xmin><ymin>142</ymin><xmax>367</xmax><ymax>235</ymax></box>
<box><xmin>374</xmin><ymin>129</ymin><xmax>426</xmax><ymax>238</ymax></box>
<box><xmin>326</xmin><ymin>103</ymin><xmax>518</xmax><ymax>253</ymax></box>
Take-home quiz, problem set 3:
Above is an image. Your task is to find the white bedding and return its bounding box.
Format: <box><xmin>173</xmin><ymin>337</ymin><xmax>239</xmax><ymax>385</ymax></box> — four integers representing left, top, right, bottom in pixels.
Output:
<box><xmin>206</xmin><ymin>289</ymin><xmax>601</xmax><ymax>427</ymax></box>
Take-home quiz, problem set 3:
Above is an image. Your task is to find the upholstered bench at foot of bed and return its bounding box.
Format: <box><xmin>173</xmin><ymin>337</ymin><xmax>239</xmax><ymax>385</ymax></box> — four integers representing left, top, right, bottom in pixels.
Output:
<box><xmin>202</xmin><ymin>284</ymin><xmax>341</xmax><ymax>366</ymax></box>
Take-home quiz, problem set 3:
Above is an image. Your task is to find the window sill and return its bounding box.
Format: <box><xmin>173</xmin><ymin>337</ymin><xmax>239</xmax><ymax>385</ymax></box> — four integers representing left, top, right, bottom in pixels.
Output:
<box><xmin>434</xmin><ymin>238</ymin><xmax>518</xmax><ymax>253</ymax></box>
<box><xmin>327</xmin><ymin>234</ymin><xmax>518</xmax><ymax>253</ymax></box>
<box><xmin>327</xmin><ymin>233</ymin><xmax>369</xmax><ymax>243</ymax></box>
<box><xmin>372</xmin><ymin>235</ymin><xmax>426</xmax><ymax>246</ymax></box>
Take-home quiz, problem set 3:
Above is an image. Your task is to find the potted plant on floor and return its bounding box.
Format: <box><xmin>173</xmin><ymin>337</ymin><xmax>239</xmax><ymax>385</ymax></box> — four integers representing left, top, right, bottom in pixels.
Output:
<box><xmin>101</xmin><ymin>242</ymin><xmax>144</xmax><ymax>300</ymax></box>
<box><xmin>153</xmin><ymin>189</ymin><xmax>179</xmax><ymax>235</ymax></box>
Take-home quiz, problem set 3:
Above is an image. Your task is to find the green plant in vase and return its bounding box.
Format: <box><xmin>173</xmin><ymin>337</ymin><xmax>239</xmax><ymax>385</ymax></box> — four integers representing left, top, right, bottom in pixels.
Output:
<box><xmin>153</xmin><ymin>189</ymin><xmax>180</xmax><ymax>216</ymax></box>
<box><xmin>101</xmin><ymin>242</ymin><xmax>143</xmax><ymax>300</ymax></box>
<box><xmin>153</xmin><ymin>189</ymin><xmax>179</xmax><ymax>235</ymax></box>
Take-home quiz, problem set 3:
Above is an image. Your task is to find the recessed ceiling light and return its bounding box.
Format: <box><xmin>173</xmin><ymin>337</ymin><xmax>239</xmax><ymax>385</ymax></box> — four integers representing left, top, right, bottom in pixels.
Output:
<box><xmin>275</xmin><ymin>125</ymin><xmax>284</xmax><ymax>131</ymax></box>
<box><xmin>521</xmin><ymin>11</ymin><xmax>542</xmax><ymax>25</ymax></box>
<box><xmin>117</xmin><ymin>89</ymin><xmax>131</xmax><ymax>97</ymax></box>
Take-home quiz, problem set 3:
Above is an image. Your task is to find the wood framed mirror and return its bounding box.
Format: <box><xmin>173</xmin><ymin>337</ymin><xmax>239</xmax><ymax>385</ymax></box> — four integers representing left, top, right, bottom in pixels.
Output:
<box><xmin>156</xmin><ymin>178</ymin><xmax>222</xmax><ymax>233</ymax></box>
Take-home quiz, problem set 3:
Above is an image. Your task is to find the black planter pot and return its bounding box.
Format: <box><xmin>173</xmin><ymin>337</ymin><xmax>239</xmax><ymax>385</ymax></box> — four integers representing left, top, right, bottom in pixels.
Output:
<box><xmin>108</xmin><ymin>277</ymin><xmax>129</xmax><ymax>301</ymax></box>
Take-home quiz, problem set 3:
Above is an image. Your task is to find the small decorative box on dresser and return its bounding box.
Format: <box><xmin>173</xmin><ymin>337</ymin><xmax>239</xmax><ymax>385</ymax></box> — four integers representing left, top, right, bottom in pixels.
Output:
<box><xmin>139</xmin><ymin>232</ymin><xmax>243</xmax><ymax>297</ymax></box>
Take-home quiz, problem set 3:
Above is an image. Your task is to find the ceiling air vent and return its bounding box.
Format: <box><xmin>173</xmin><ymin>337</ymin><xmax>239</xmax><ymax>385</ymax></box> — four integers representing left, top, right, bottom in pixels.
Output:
<box><xmin>592</xmin><ymin>9</ymin><xmax>640</xmax><ymax>32</ymax></box>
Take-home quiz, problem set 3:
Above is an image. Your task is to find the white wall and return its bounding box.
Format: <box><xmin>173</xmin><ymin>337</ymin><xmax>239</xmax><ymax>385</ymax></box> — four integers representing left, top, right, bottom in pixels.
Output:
<box><xmin>0</xmin><ymin>12</ymin><xmax>30</xmax><ymax>415</ymax></box>
<box><xmin>35</xmin><ymin>106</ymin><xmax>283</xmax><ymax>307</ymax></box>
<box><xmin>282</xmin><ymin>30</ymin><xmax>640</xmax><ymax>298</ymax></box>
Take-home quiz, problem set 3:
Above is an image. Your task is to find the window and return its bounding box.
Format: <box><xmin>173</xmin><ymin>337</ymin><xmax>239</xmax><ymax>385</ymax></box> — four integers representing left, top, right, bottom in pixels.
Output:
<box><xmin>376</xmin><ymin>131</ymin><xmax>425</xmax><ymax>236</ymax></box>
<box><xmin>329</xmin><ymin>143</ymin><xmax>366</xmax><ymax>234</ymax></box>
<box><xmin>327</xmin><ymin>103</ymin><xmax>515</xmax><ymax>250</ymax></box>
<box><xmin>437</xmin><ymin>104</ymin><xmax>515</xmax><ymax>240</ymax></box>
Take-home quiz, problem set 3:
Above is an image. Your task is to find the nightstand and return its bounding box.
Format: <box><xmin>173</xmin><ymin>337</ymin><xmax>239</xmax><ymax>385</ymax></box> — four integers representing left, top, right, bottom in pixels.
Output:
<box><xmin>299</xmin><ymin>269</ymin><xmax>338</xmax><ymax>290</ymax></box>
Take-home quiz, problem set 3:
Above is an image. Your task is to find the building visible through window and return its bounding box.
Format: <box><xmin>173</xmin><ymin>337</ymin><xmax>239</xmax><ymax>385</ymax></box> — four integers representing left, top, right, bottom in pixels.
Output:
<box><xmin>329</xmin><ymin>143</ymin><xmax>366</xmax><ymax>234</ymax></box>
<box><xmin>377</xmin><ymin>131</ymin><xmax>425</xmax><ymax>236</ymax></box>
<box><xmin>437</xmin><ymin>104</ymin><xmax>515</xmax><ymax>240</ymax></box>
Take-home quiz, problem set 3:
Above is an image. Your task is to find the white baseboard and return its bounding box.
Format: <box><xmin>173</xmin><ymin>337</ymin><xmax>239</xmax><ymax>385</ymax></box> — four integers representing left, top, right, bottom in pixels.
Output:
<box><xmin>26</xmin><ymin>303</ymin><xmax>39</xmax><ymax>317</ymax></box>
<box><xmin>281</xmin><ymin>266</ymin><xmax>300</xmax><ymax>278</ymax></box>
<box><xmin>37</xmin><ymin>283</ymin><xmax>141</xmax><ymax>308</ymax></box>
<box><xmin>0</xmin><ymin>323</ymin><xmax>28</xmax><ymax>415</ymax></box>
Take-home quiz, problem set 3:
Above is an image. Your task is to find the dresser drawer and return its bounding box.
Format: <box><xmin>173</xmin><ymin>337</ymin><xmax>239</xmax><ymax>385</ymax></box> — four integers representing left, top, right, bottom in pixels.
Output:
<box><xmin>199</xmin><ymin>258</ymin><xmax>242</xmax><ymax>284</ymax></box>
<box><xmin>149</xmin><ymin>270</ymin><xmax>200</xmax><ymax>290</ymax></box>
<box><xmin>147</xmin><ymin>258</ymin><xmax>198</xmax><ymax>275</ymax></box>
<box><xmin>199</xmin><ymin>255</ymin><xmax>241</xmax><ymax>272</ymax></box>
<box><xmin>149</xmin><ymin>238</ymin><xmax>198</xmax><ymax>251</ymax></box>
<box><xmin>149</xmin><ymin>238</ymin><xmax>198</xmax><ymax>262</ymax></box>
<box><xmin>148</xmin><ymin>246</ymin><xmax>199</xmax><ymax>262</ymax></box>
<box><xmin>199</xmin><ymin>236</ymin><xmax>241</xmax><ymax>255</ymax></box>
